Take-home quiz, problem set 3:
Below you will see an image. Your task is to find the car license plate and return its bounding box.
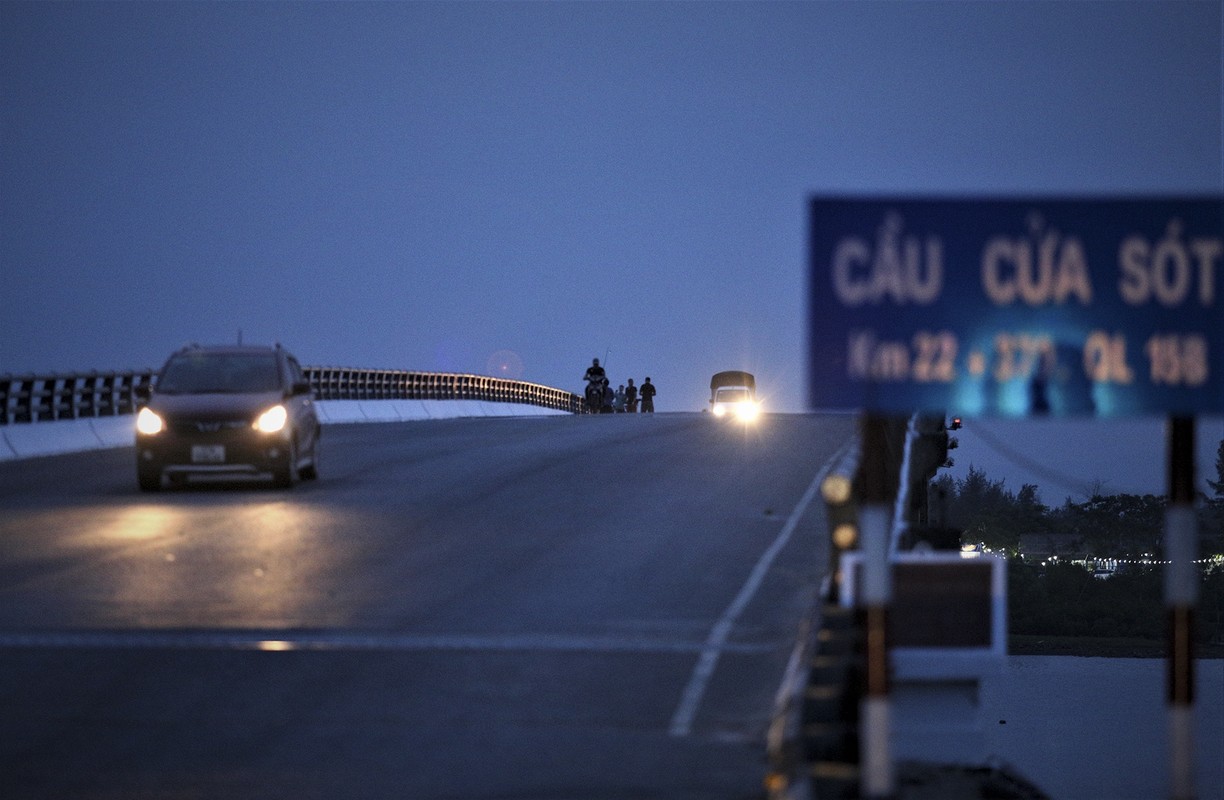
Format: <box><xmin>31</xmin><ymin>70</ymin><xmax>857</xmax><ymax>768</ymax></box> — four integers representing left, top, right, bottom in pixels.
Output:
<box><xmin>191</xmin><ymin>445</ymin><xmax>225</xmax><ymax>464</ymax></box>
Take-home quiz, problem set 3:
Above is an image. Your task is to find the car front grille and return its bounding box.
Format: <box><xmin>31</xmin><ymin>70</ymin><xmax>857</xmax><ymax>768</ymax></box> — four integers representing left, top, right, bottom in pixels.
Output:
<box><xmin>170</xmin><ymin>419</ymin><xmax>251</xmax><ymax>435</ymax></box>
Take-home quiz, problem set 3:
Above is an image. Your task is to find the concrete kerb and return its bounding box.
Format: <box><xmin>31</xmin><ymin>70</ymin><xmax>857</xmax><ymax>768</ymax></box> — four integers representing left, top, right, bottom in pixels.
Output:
<box><xmin>2</xmin><ymin>417</ymin><xmax>134</xmax><ymax>460</ymax></box>
<box><xmin>0</xmin><ymin>401</ymin><xmax>571</xmax><ymax>461</ymax></box>
<box><xmin>314</xmin><ymin>399</ymin><xmax>568</xmax><ymax>423</ymax></box>
<box><xmin>475</xmin><ymin>401</ymin><xmax>566</xmax><ymax>417</ymax></box>
<box><xmin>91</xmin><ymin>417</ymin><xmax>137</xmax><ymax>448</ymax></box>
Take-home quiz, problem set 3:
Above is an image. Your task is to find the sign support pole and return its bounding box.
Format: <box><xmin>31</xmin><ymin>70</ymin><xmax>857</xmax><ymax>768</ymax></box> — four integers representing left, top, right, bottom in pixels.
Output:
<box><xmin>859</xmin><ymin>413</ymin><xmax>896</xmax><ymax>798</ymax></box>
<box><xmin>1165</xmin><ymin>415</ymin><xmax>1197</xmax><ymax>800</ymax></box>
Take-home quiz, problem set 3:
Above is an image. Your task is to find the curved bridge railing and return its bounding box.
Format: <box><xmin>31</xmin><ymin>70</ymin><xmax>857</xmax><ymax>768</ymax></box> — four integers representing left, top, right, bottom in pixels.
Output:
<box><xmin>0</xmin><ymin>367</ymin><xmax>585</xmax><ymax>425</ymax></box>
<box><xmin>304</xmin><ymin>367</ymin><xmax>584</xmax><ymax>414</ymax></box>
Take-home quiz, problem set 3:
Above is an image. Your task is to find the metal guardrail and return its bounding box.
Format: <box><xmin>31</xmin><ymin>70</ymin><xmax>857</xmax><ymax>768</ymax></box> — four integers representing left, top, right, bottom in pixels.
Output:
<box><xmin>304</xmin><ymin>367</ymin><xmax>585</xmax><ymax>414</ymax></box>
<box><xmin>0</xmin><ymin>367</ymin><xmax>586</xmax><ymax>425</ymax></box>
<box><xmin>0</xmin><ymin>371</ymin><xmax>154</xmax><ymax>425</ymax></box>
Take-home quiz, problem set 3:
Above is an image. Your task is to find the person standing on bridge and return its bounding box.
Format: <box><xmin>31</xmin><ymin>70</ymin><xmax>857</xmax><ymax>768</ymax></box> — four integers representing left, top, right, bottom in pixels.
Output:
<box><xmin>639</xmin><ymin>377</ymin><xmax>656</xmax><ymax>413</ymax></box>
<box><xmin>601</xmin><ymin>379</ymin><xmax>615</xmax><ymax>413</ymax></box>
<box><xmin>624</xmin><ymin>378</ymin><xmax>638</xmax><ymax>412</ymax></box>
<box><xmin>613</xmin><ymin>384</ymin><xmax>626</xmax><ymax>412</ymax></box>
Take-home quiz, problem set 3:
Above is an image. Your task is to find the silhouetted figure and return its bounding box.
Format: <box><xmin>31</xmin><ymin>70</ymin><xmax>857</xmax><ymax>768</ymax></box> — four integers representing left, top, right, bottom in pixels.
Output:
<box><xmin>624</xmin><ymin>378</ymin><xmax>638</xmax><ymax>413</ymax></box>
<box><xmin>583</xmin><ymin>358</ymin><xmax>606</xmax><ymax>385</ymax></box>
<box><xmin>601</xmin><ymin>379</ymin><xmax>614</xmax><ymax>413</ymax></box>
<box><xmin>583</xmin><ymin>358</ymin><xmax>606</xmax><ymax>413</ymax></box>
<box><xmin>639</xmin><ymin>377</ymin><xmax>656</xmax><ymax>413</ymax></box>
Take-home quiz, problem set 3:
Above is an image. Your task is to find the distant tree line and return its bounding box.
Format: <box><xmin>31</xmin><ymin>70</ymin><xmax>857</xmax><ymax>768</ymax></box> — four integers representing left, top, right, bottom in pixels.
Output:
<box><xmin>927</xmin><ymin>439</ymin><xmax>1224</xmax><ymax>645</ymax></box>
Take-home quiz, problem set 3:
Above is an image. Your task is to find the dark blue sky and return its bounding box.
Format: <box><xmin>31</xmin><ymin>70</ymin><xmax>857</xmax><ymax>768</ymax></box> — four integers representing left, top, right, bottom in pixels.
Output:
<box><xmin>2</xmin><ymin>1</ymin><xmax>1221</xmax><ymax>494</ymax></box>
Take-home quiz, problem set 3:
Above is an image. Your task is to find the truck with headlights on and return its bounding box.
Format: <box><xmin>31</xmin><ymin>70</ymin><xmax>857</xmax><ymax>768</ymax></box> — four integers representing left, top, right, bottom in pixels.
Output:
<box><xmin>708</xmin><ymin>371</ymin><xmax>759</xmax><ymax>421</ymax></box>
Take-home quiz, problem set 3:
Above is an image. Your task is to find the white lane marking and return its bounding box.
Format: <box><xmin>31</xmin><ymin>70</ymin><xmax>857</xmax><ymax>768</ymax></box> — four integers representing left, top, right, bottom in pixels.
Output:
<box><xmin>0</xmin><ymin>629</ymin><xmax>772</xmax><ymax>655</ymax></box>
<box><xmin>668</xmin><ymin>439</ymin><xmax>850</xmax><ymax>737</ymax></box>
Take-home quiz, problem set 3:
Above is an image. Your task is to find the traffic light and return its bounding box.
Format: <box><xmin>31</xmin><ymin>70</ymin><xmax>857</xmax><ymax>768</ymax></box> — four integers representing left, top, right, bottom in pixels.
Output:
<box><xmin>949</xmin><ymin>416</ymin><xmax>962</xmax><ymax>430</ymax></box>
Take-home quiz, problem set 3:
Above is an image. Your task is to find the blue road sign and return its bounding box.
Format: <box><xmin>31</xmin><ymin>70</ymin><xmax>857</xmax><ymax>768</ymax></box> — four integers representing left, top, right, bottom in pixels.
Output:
<box><xmin>808</xmin><ymin>197</ymin><xmax>1224</xmax><ymax>417</ymax></box>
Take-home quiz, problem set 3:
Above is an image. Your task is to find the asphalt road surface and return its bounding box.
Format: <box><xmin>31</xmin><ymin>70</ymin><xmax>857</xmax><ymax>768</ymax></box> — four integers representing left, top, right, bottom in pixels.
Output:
<box><xmin>0</xmin><ymin>411</ymin><xmax>855</xmax><ymax>799</ymax></box>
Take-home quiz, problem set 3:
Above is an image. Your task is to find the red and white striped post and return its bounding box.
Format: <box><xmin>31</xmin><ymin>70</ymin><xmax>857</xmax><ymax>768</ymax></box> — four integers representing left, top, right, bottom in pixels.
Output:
<box><xmin>1165</xmin><ymin>416</ymin><xmax>1197</xmax><ymax>800</ymax></box>
<box><xmin>859</xmin><ymin>413</ymin><xmax>896</xmax><ymax>798</ymax></box>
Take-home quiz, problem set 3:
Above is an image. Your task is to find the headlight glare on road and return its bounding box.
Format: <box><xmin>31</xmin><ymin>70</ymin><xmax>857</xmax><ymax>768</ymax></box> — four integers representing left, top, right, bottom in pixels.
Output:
<box><xmin>254</xmin><ymin>404</ymin><xmax>288</xmax><ymax>433</ymax></box>
<box><xmin>136</xmin><ymin>407</ymin><xmax>164</xmax><ymax>435</ymax></box>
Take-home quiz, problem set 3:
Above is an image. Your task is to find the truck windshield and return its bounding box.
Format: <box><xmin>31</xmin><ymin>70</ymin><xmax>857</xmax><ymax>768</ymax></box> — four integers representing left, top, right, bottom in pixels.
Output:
<box><xmin>715</xmin><ymin>388</ymin><xmax>751</xmax><ymax>403</ymax></box>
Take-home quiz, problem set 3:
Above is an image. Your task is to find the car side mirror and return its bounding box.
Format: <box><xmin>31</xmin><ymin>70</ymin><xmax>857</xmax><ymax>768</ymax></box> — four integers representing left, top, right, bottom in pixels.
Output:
<box><xmin>291</xmin><ymin>380</ymin><xmax>313</xmax><ymax>397</ymax></box>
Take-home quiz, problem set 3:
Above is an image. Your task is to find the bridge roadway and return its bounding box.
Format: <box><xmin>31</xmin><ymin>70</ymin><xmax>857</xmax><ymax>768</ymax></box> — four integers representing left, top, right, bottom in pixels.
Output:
<box><xmin>0</xmin><ymin>411</ymin><xmax>855</xmax><ymax>799</ymax></box>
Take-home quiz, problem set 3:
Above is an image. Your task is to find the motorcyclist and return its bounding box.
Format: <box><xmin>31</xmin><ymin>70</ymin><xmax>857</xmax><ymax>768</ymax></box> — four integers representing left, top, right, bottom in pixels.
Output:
<box><xmin>583</xmin><ymin>359</ymin><xmax>607</xmax><ymax>413</ymax></box>
<box><xmin>583</xmin><ymin>358</ymin><xmax>606</xmax><ymax>386</ymax></box>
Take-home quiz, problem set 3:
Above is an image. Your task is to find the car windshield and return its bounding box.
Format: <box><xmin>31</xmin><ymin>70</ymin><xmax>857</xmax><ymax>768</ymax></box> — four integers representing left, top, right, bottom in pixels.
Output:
<box><xmin>715</xmin><ymin>388</ymin><xmax>750</xmax><ymax>403</ymax></box>
<box><xmin>157</xmin><ymin>353</ymin><xmax>281</xmax><ymax>394</ymax></box>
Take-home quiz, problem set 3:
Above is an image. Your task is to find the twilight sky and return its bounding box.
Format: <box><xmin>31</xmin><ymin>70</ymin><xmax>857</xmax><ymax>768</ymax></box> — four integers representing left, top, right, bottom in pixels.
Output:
<box><xmin>2</xmin><ymin>2</ymin><xmax>1221</xmax><ymax>496</ymax></box>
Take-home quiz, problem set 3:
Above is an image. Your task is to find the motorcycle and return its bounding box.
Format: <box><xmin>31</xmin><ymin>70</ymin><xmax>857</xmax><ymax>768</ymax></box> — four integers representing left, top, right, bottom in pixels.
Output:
<box><xmin>584</xmin><ymin>377</ymin><xmax>608</xmax><ymax>413</ymax></box>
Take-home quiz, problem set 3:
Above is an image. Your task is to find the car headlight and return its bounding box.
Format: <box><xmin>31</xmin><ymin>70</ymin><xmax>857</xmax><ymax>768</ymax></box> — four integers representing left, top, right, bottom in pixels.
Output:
<box><xmin>254</xmin><ymin>404</ymin><xmax>288</xmax><ymax>433</ymax></box>
<box><xmin>712</xmin><ymin>404</ymin><xmax>728</xmax><ymax>417</ymax></box>
<box><xmin>136</xmin><ymin>407</ymin><xmax>164</xmax><ymax>435</ymax></box>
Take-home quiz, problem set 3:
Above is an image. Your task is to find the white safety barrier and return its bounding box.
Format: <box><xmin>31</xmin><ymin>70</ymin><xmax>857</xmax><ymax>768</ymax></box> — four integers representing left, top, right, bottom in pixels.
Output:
<box><xmin>2</xmin><ymin>417</ymin><xmax>136</xmax><ymax>460</ymax></box>
<box><xmin>0</xmin><ymin>399</ymin><xmax>568</xmax><ymax>461</ymax></box>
